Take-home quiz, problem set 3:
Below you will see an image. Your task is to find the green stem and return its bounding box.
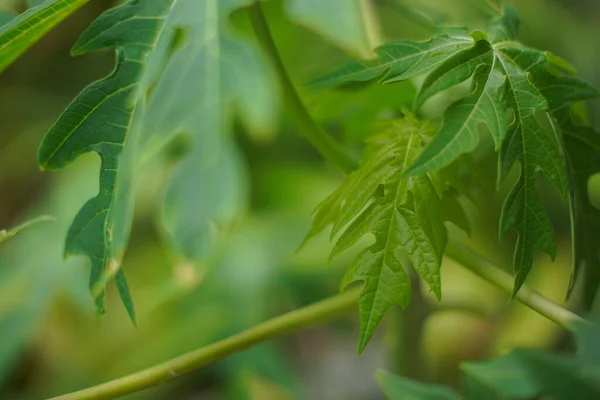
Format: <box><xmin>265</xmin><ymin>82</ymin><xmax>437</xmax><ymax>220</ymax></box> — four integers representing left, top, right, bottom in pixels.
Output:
<box><xmin>445</xmin><ymin>240</ymin><xmax>584</xmax><ymax>329</ymax></box>
<box><xmin>0</xmin><ymin>215</ymin><xmax>55</xmax><ymax>244</ymax></box>
<box><xmin>382</xmin><ymin>0</ymin><xmax>437</xmax><ymax>31</ymax></box>
<box><xmin>395</xmin><ymin>275</ymin><xmax>430</xmax><ymax>380</ymax></box>
<box><xmin>49</xmin><ymin>288</ymin><xmax>360</xmax><ymax>400</ymax></box>
<box><xmin>248</xmin><ymin>1</ymin><xmax>358</xmax><ymax>174</ymax></box>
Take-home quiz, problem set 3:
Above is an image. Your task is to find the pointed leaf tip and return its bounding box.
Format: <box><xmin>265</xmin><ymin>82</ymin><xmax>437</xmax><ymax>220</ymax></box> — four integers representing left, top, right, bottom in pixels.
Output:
<box><xmin>306</xmin><ymin>118</ymin><xmax>467</xmax><ymax>352</ymax></box>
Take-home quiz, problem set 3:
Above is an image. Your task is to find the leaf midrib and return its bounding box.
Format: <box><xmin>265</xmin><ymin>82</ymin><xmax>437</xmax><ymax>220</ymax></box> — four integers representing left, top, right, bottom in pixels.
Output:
<box><xmin>496</xmin><ymin>51</ymin><xmax>532</xmax><ymax>274</ymax></box>
<box><xmin>425</xmin><ymin>62</ymin><xmax>497</xmax><ymax>169</ymax></box>
<box><xmin>41</xmin><ymin>83</ymin><xmax>137</xmax><ymax>167</ymax></box>
<box><xmin>496</xmin><ymin>51</ymin><xmax>559</xmax><ymax>273</ymax></box>
<box><xmin>334</xmin><ymin>36</ymin><xmax>473</xmax><ymax>83</ymax></box>
<box><xmin>363</xmin><ymin>132</ymin><xmax>416</xmax><ymax>334</ymax></box>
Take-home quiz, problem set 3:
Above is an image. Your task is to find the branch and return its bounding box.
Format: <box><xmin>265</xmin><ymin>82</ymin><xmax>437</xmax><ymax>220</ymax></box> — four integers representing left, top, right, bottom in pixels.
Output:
<box><xmin>49</xmin><ymin>288</ymin><xmax>360</xmax><ymax>400</ymax></box>
<box><xmin>445</xmin><ymin>240</ymin><xmax>584</xmax><ymax>329</ymax></box>
<box><xmin>248</xmin><ymin>1</ymin><xmax>358</xmax><ymax>174</ymax></box>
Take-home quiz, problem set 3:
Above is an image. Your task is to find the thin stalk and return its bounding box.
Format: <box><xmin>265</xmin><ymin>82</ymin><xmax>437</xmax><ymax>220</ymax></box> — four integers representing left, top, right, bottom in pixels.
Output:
<box><xmin>445</xmin><ymin>240</ymin><xmax>584</xmax><ymax>329</ymax></box>
<box><xmin>49</xmin><ymin>288</ymin><xmax>360</xmax><ymax>400</ymax></box>
<box><xmin>0</xmin><ymin>215</ymin><xmax>55</xmax><ymax>244</ymax></box>
<box><xmin>248</xmin><ymin>1</ymin><xmax>358</xmax><ymax>174</ymax></box>
<box><xmin>382</xmin><ymin>0</ymin><xmax>438</xmax><ymax>31</ymax></box>
<box><xmin>359</xmin><ymin>0</ymin><xmax>385</xmax><ymax>50</ymax></box>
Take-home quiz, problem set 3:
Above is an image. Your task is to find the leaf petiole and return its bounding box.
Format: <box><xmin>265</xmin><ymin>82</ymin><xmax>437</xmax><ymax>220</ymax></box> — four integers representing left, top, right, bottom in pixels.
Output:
<box><xmin>0</xmin><ymin>215</ymin><xmax>56</xmax><ymax>245</ymax></box>
<box><xmin>248</xmin><ymin>1</ymin><xmax>358</xmax><ymax>174</ymax></box>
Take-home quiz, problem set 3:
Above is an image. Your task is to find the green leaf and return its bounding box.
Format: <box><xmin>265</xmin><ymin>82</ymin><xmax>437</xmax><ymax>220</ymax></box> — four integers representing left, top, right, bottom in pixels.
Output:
<box><xmin>161</xmin><ymin>142</ymin><xmax>248</xmax><ymax>264</ymax></box>
<box><xmin>0</xmin><ymin>215</ymin><xmax>55</xmax><ymax>245</ymax></box>
<box><xmin>461</xmin><ymin>352</ymin><xmax>543</xmax><ymax>399</ymax></box>
<box><xmin>308</xmin><ymin>3</ymin><xmax>600</xmax><ymax>311</ymax></box>
<box><xmin>37</xmin><ymin>0</ymin><xmax>277</xmax><ymax>318</ymax></box>
<box><xmin>487</xmin><ymin>3</ymin><xmax>519</xmax><ymax>44</ymax></box>
<box><xmin>496</xmin><ymin>47</ymin><xmax>568</xmax><ymax>294</ymax></box>
<box><xmin>305</xmin><ymin>116</ymin><xmax>467</xmax><ymax>352</ymax></box>
<box><xmin>406</xmin><ymin>45</ymin><xmax>573</xmax><ymax>298</ymax></box>
<box><xmin>460</xmin><ymin>321</ymin><xmax>600</xmax><ymax>399</ymax></box>
<box><xmin>545</xmin><ymin>51</ymin><xmax>578</xmax><ymax>75</ymax></box>
<box><xmin>379</xmin><ymin>322</ymin><xmax>600</xmax><ymax>400</ymax></box>
<box><xmin>414</xmin><ymin>39</ymin><xmax>494</xmax><ymax>110</ymax></box>
<box><xmin>560</xmin><ymin>113</ymin><xmax>600</xmax><ymax>307</ymax></box>
<box><xmin>524</xmin><ymin>53</ymin><xmax>600</xmax><ymax>306</ymax></box>
<box><xmin>0</xmin><ymin>0</ymin><xmax>88</xmax><ymax>73</ymax></box>
<box><xmin>138</xmin><ymin>0</ymin><xmax>274</xmax><ymax>265</ymax></box>
<box><xmin>376</xmin><ymin>370</ymin><xmax>460</xmax><ymax>400</ymax></box>
<box><xmin>405</xmin><ymin>41</ymin><xmax>506</xmax><ymax>176</ymax></box>
<box><xmin>285</xmin><ymin>0</ymin><xmax>375</xmax><ymax>57</ymax></box>
<box><xmin>309</xmin><ymin>32</ymin><xmax>474</xmax><ymax>88</ymax></box>
<box><xmin>37</xmin><ymin>0</ymin><xmax>177</xmax><ymax>321</ymax></box>
<box><xmin>375</xmin><ymin>323</ymin><xmax>600</xmax><ymax>400</ymax></box>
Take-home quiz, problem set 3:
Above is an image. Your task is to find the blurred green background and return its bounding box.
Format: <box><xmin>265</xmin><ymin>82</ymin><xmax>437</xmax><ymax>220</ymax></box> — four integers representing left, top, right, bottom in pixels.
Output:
<box><xmin>0</xmin><ymin>0</ymin><xmax>599</xmax><ymax>399</ymax></box>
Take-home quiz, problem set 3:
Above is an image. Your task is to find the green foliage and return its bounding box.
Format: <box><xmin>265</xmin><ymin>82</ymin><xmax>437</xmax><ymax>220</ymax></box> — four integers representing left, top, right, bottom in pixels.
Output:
<box><xmin>378</xmin><ymin>321</ymin><xmax>600</xmax><ymax>400</ymax></box>
<box><xmin>310</xmin><ymin>4</ymin><xmax>600</xmax><ymax>313</ymax></box>
<box><xmin>303</xmin><ymin>115</ymin><xmax>468</xmax><ymax>352</ymax></box>
<box><xmin>462</xmin><ymin>321</ymin><xmax>600</xmax><ymax>399</ymax></box>
<box><xmin>530</xmin><ymin>67</ymin><xmax>600</xmax><ymax>308</ymax></box>
<box><xmin>562</xmin><ymin>116</ymin><xmax>600</xmax><ymax>308</ymax></box>
<box><xmin>35</xmin><ymin>0</ymin><xmax>278</xmax><ymax>320</ymax></box>
<box><xmin>37</xmin><ymin>0</ymin><xmax>176</xmax><ymax>322</ymax></box>
<box><xmin>310</xmin><ymin>32</ymin><xmax>474</xmax><ymax>88</ymax></box>
<box><xmin>1</xmin><ymin>0</ymin><xmax>600</xmax><ymax>398</ymax></box>
<box><xmin>0</xmin><ymin>0</ymin><xmax>88</xmax><ymax>73</ymax></box>
<box><xmin>376</xmin><ymin>370</ymin><xmax>460</xmax><ymax>400</ymax></box>
<box><xmin>32</xmin><ymin>0</ymin><xmax>384</xmax><ymax>319</ymax></box>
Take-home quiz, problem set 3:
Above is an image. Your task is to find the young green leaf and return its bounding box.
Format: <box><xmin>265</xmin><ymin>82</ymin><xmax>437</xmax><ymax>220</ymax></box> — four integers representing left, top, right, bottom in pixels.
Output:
<box><xmin>495</xmin><ymin>48</ymin><xmax>569</xmax><ymax>295</ymax></box>
<box><xmin>414</xmin><ymin>39</ymin><xmax>494</xmax><ymax>110</ymax></box>
<box><xmin>309</xmin><ymin>32</ymin><xmax>474</xmax><ymax>88</ymax></box>
<box><xmin>404</xmin><ymin>41</ymin><xmax>506</xmax><ymax>176</ymax></box>
<box><xmin>308</xmin><ymin>3</ymin><xmax>600</xmax><ymax>313</ymax></box>
<box><xmin>0</xmin><ymin>0</ymin><xmax>88</xmax><ymax>73</ymax></box>
<box><xmin>305</xmin><ymin>116</ymin><xmax>467</xmax><ymax>352</ymax></box>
